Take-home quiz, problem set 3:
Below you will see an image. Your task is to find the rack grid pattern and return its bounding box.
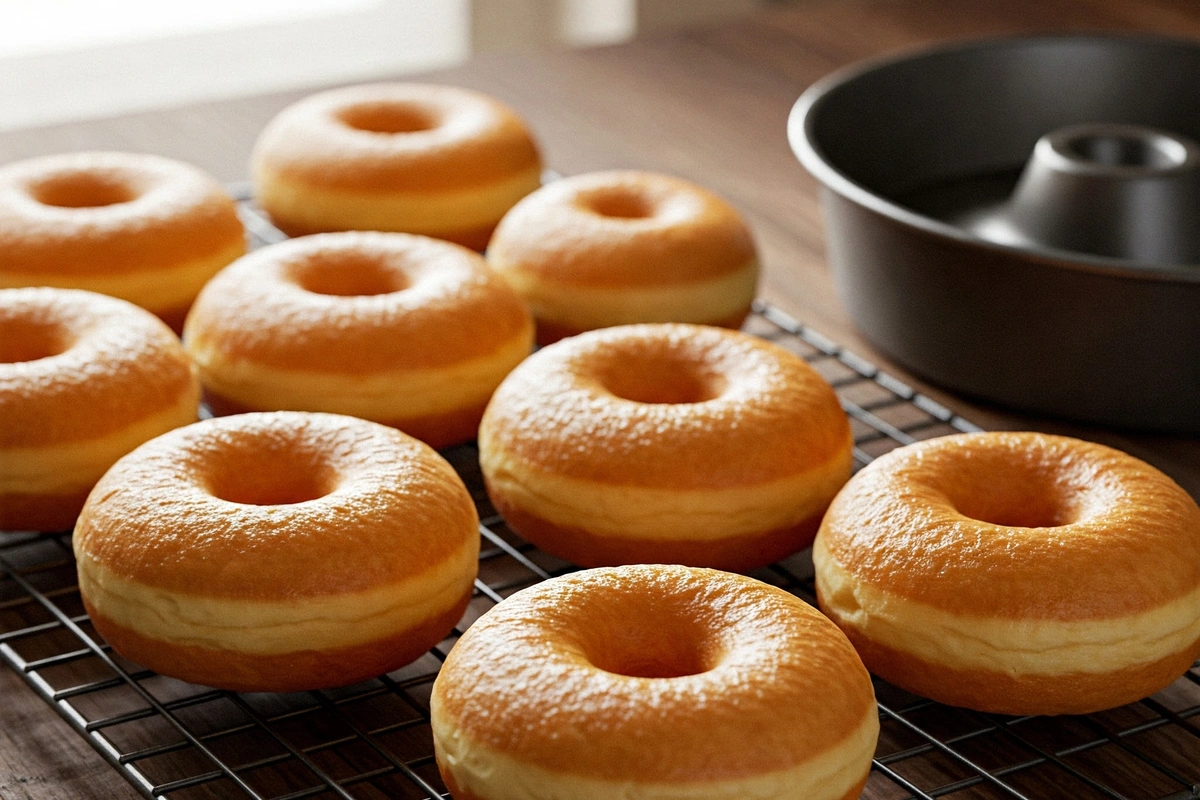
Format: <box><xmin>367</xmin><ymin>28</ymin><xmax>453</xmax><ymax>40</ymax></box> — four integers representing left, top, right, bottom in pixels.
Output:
<box><xmin>2</xmin><ymin>195</ymin><xmax>1198</xmax><ymax>800</ymax></box>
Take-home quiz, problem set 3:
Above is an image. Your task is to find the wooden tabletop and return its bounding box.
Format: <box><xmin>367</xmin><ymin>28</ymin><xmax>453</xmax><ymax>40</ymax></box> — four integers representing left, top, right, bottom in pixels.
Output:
<box><xmin>2</xmin><ymin>0</ymin><xmax>1198</xmax><ymax>797</ymax></box>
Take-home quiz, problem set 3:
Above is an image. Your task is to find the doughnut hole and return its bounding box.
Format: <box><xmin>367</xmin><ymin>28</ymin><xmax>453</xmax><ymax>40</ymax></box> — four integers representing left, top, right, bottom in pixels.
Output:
<box><xmin>0</xmin><ymin>316</ymin><xmax>71</xmax><ymax>363</ymax></box>
<box><xmin>578</xmin><ymin>186</ymin><xmax>657</xmax><ymax>220</ymax></box>
<box><xmin>597</xmin><ymin>351</ymin><xmax>727</xmax><ymax>405</ymax></box>
<box><xmin>204</xmin><ymin>440</ymin><xmax>339</xmax><ymax>506</ymax></box>
<box><xmin>337</xmin><ymin>101</ymin><xmax>439</xmax><ymax>134</ymax></box>
<box><xmin>28</xmin><ymin>171</ymin><xmax>138</xmax><ymax>208</ymax></box>
<box><xmin>576</xmin><ymin>591</ymin><xmax>725</xmax><ymax>679</ymax></box>
<box><xmin>287</xmin><ymin>250</ymin><xmax>410</xmax><ymax>297</ymax></box>
<box><xmin>937</xmin><ymin>448</ymin><xmax>1096</xmax><ymax>528</ymax></box>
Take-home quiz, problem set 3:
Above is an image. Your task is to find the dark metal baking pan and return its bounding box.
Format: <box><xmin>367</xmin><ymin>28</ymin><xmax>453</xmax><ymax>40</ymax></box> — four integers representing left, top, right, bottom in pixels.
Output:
<box><xmin>789</xmin><ymin>34</ymin><xmax>1200</xmax><ymax>433</ymax></box>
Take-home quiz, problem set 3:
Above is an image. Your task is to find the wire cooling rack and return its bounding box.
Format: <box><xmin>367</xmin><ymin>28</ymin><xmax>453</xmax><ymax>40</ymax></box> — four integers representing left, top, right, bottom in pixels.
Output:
<box><xmin>2</xmin><ymin>193</ymin><xmax>1199</xmax><ymax>800</ymax></box>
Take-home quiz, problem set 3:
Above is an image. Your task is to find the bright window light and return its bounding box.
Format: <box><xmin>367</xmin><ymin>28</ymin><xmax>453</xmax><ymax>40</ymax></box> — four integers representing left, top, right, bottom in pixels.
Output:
<box><xmin>0</xmin><ymin>0</ymin><xmax>377</xmax><ymax>57</ymax></box>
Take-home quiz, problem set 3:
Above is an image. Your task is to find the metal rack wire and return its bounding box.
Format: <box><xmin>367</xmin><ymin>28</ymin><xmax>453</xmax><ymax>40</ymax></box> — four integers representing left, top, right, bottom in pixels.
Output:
<box><xmin>2</xmin><ymin>194</ymin><xmax>1198</xmax><ymax>800</ymax></box>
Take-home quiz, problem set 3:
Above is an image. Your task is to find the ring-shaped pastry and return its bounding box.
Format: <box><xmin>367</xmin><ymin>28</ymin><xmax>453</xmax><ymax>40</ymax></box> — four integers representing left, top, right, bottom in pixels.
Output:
<box><xmin>252</xmin><ymin>83</ymin><xmax>543</xmax><ymax>249</ymax></box>
<box><xmin>0</xmin><ymin>152</ymin><xmax>245</xmax><ymax>331</ymax></box>
<box><xmin>814</xmin><ymin>431</ymin><xmax>1200</xmax><ymax>715</ymax></box>
<box><xmin>184</xmin><ymin>231</ymin><xmax>534</xmax><ymax>449</ymax></box>
<box><xmin>431</xmin><ymin>565</ymin><xmax>879</xmax><ymax>800</ymax></box>
<box><xmin>74</xmin><ymin>411</ymin><xmax>480</xmax><ymax>692</ymax></box>
<box><xmin>1</xmin><ymin>287</ymin><xmax>199</xmax><ymax>531</ymax></box>
<box><xmin>479</xmin><ymin>324</ymin><xmax>853</xmax><ymax>570</ymax></box>
<box><xmin>487</xmin><ymin>170</ymin><xmax>759</xmax><ymax>344</ymax></box>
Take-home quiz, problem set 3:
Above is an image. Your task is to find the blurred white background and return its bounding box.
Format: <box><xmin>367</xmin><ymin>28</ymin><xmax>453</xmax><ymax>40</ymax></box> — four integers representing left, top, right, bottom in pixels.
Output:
<box><xmin>0</xmin><ymin>0</ymin><xmax>760</xmax><ymax>131</ymax></box>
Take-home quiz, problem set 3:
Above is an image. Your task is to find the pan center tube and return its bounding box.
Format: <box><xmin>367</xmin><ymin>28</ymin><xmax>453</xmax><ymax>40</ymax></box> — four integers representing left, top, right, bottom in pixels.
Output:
<box><xmin>967</xmin><ymin>122</ymin><xmax>1200</xmax><ymax>265</ymax></box>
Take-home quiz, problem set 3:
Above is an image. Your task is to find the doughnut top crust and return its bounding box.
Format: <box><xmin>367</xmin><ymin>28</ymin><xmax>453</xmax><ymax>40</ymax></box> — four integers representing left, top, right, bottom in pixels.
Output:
<box><xmin>251</xmin><ymin>83</ymin><xmax>542</xmax><ymax>192</ymax></box>
<box><xmin>0</xmin><ymin>287</ymin><xmax>198</xmax><ymax>447</ymax></box>
<box><xmin>479</xmin><ymin>323</ymin><xmax>850</xmax><ymax>489</ymax></box>
<box><xmin>818</xmin><ymin>432</ymin><xmax>1200</xmax><ymax>620</ymax></box>
<box><xmin>432</xmin><ymin>565</ymin><xmax>876</xmax><ymax>782</ymax></box>
<box><xmin>73</xmin><ymin>411</ymin><xmax>479</xmax><ymax>600</ymax></box>
<box><xmin>0</xmin><ymin>151</ymin><xmax>244</xmax><ymax>278</ymax></box>
<box><xmin>183</xmin><ymin>231</ymin><xmax>532</xmax><ymax>374</ymax></box>
<box><xmin>488</xmin><ymin>170</ymin><xmax>757</xmax><ymax>287</ymax></box>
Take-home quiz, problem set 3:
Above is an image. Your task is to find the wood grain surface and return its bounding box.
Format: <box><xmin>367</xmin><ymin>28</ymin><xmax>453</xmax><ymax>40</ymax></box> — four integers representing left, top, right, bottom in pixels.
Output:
<box><xmin>1</xmin><ymin>0</ymin><xmax>1198</xmax><ymax>797</ymax></box>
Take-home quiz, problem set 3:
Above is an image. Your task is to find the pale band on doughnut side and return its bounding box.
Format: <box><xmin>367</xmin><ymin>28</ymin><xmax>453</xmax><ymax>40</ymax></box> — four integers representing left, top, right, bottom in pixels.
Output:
<box><xmin>432</xmin><ymin>706</ymin><xmax>878</xmax><ymax>800</ymax></box>
<box><xmin>183</xmin><ymin>232</ymin><xmax>534</xmax><ymax>448</ymax></box>
<box><xmin>0</xmin><ymin>390</ymin><xmax>197</xmax><ymax>496</ymax></box>
<box><xmin>74</xmin><ymin>412</ymin><xmax>481</xmax><ymax>690</ymax></box>
<box><xmin>430</xmin><ymin>566</ymin><xmax>878</xmax><ymax>800</ymax></box>
<box><xmin>1</xmin><ymin>287</ymin><xmax>201</xmax><ymax>530</ymax></box>
<box><xmin>482</xmin><ymin>440</ymin><xmax>852</xmax><ymax>541</ymax></box>
<box><xmin>76</xmin><ymin>535</ymin><xmax>477</xmax><ymax>655</ymax></box>
<box><xmin>813</xmin><ymin>431</ymin><xmax>1200</xmax><ymax>714</ymax></box>
<box><xmin>815</xmin><ymin>536</ymin><xmax>1200</xmax><ymax>677</ymax></box>
<box><xmin>486</xmin><ymin>170</ymin><xmax>759</xmax><ymax>343</ymax></box>
<box><xmin>255</xmin><ymin>166</ymin><xmax>542</xmax><ymax>239</ymax></box>
<box><xmin>496</xmin><ymin>258</ymin><xmax>757</xmax><ymax>333</ymax></box>
<box><xmin>252</xmin><ymin>83</ymin><xmax>542</xmax><ymax>248</ymax></box>
<box><xmin>0</xmin><ymin>152</ymin><xmax>246</xmax><ymax>331</ymax></box>
<box><xmin>0</xmin><ymin>240</ymin><xmax>245</xmax><ymax>319</ymax></box>
<box><xmin>189</xmin><ymin>332</ymin><xmax>531</xmax><ymax>420</ymax></box>
<box><xmin>478</xmin><ymin>324</ymin><xmax>853</xmax><ymax>569</ymax></box>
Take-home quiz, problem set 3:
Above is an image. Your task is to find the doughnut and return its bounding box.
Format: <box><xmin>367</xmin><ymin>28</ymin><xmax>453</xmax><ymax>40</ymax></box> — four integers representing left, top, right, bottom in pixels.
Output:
<box><xmin>183</xmin><ymin>231</ymin><xmax>534</xmax><ymax>449</ymax></box>
<box><xmin>479</xmin><ymin>324</ymin><xmax>853</xmax><ymax>570</ymax></box>
<box><xmin>430</xmin><ymin>564</ymin><xmax>879</xmax><ymax>800</ymax></box>
<box><xmin>486</xmin><ymin>170</ymin><xmax>758</xmax><ymax>345</ymax></box>
<box><xmin>0</xmin><ymin>151</ymin><xmax>245</xmax><ymax>332</ymax></box>
<box><xmin>814</xmin><ymin>431</ymin><xmax>1200</xmax><ymax>716</ymax></box>
<box><xmin>252</xmin><ymin>82</ymin><xmax>542</xmax><ymax>249</ymax></box>
<box><xmin>73</xmin><ymin>411</ymin><xmax>480</xmax><ymax>692</ymax></box>
<box><xmin>0</xmin><ymin>287</ymin><xmax>199</xmax><ymax>532</ymax></box>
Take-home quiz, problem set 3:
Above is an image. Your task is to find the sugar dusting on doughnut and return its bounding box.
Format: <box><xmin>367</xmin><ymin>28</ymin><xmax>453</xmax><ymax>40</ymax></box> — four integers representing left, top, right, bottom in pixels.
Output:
<box><xmin>431</xmin><ymin>565</ymin><xmax>878</xmax><ymax>800</ymax></box>
<box><xmin>815</xmin><ymin>431</ymin><xmax>1200</xmax><ymax>715</ymax></box>
<box><xmin>183</xmin><ymin>231</ymin><xmax>533</xmax><ymax>448</ymax></box>
<box><xmin>0</xmin><ymin>152</ymin><xmax>245</xmax><ymax>331</ymax></box>
<box><xmin>479</xmin><ymin>323</ymin><xmax>852</xmax><ymax>569</ymax></box>
<box><xmin>0</xmin><ymin>287</ymin><xmax>199</xmax><ymax>531</ymax></box>
<box><xmin>488</xmin><ymin>170</ymin><xmax>758</xmax><ymax>344</ymax></box>
<box><xmin>252</xmin><ymin>83</ymin><xmax>542</xmax><ymax>249</ymax></box>
<box><xmin>74</xmin><ymin>411</ymin><xmax>479</xmax><ymax>692</ymax></box>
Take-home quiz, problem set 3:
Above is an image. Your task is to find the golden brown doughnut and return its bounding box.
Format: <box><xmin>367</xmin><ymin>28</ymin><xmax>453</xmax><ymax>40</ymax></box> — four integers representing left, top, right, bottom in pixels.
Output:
<box><xmin>814</xmin><ymin>431</ymin><xmax>1200</xmax><ymax>715</ymax></box>
<box><xmin>487</xmin><ymin>170</ymin><xmax>758</xmax><ymax>345</ymax></box>
<box><xmin>478</xmin><ymin>324</ymin><xmax>853</xmax><ymax>570</ymax></box>
<box><xmin>431</xmin><ymin>565</ymin><xmax>878</xmax><ymax>800</ymax></box>
<box><xmin>0</xmin><ymin>287</ymin><xmax>199</xmax><ymax>532</ymax></box>
<box><xmin>0</xmin><ymin>152</ymin><xmax>245</xmax><ymax>332</ymax></box>
<box><xmin>252</xmin><ymin>83</ymin><xmax>542</xmax><ymax>249</ymax></box>
<box><xmin>183</xmin><ymin>231</ymin><xmax>533</xmax><ymax>449</ymax></box>
<box><xmin>74</xmin><ymin>411</ymin><xmax>479</xmax><ymax>692</ymax></box>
